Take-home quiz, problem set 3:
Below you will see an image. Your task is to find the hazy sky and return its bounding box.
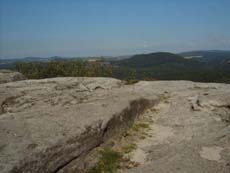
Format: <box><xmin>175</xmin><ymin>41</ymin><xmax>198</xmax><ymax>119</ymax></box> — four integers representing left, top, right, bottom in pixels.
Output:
<box><xmin>0</xmin><ymin>0</ymin><xmax>230</xmax><ymax>58</ymax></box>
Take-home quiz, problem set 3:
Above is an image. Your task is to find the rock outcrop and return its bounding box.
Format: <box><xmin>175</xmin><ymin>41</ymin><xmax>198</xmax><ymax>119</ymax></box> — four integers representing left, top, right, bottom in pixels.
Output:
<box><xmin>0</xmin><ymin>77</ymin><xmax>230</xmax><ymax>173</ymax></box>
<box><xmin>0</xmin><ymin>70</ymin><xmax>26</xmax><ymax>84</ymax></box>
<box><xmin>125</xmin><ymin>82</ymin><xmax>230</xmax><ymax>173</ymax></box>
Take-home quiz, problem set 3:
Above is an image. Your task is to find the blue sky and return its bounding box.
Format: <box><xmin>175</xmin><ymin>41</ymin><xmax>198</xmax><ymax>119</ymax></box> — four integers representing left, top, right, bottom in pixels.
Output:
<box><xmin>0</xmin><ymin>0</ymin><xmax>230</xmax><ymax>58</ymax></box>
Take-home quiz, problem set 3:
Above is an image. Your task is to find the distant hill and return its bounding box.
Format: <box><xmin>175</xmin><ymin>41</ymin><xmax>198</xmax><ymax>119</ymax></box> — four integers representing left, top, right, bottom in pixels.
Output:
<box><xmin>0</xmin><ymin>55</ymin><xmax>125</xmax><ymax>69</ymax></box>
<box><xmin>115</xmin><ymin>52</ymin><xmax>201</xmax><ymax>68</ymax></box>
<box><xmin>0</xmin><ymin>56</ymin><xmax>79</xmax><ymax>69</ymax></box>
<box><xmin>179</xmin><ymin>50</ymin><xmax>230</xmax><ymax>65</ymax></box>
<box><xmin>111</xmin><ymin>51</ymin><xmax>230</xmax><ymax>83</ymax></box>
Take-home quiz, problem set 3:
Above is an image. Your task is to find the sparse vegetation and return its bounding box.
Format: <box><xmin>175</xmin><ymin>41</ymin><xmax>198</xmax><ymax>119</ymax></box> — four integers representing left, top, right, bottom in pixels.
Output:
<box><xmin>132</xmin><ymin>122</ymin><xmax>150</xmax><ymax>132</ymax></box>
<box><xmin>87</xmin><ymin>109</ymin><xmax>154</xmax><ymax>173</ymax></box>
<box><xmin>87</xmin><ymin>148</ymin><xmax>122</xmax><ymax>173</ymax></box>
<box><xmin>121</xmin><ymin>143</ymin><xmax>137</xmax><ymax>154</ymax></box>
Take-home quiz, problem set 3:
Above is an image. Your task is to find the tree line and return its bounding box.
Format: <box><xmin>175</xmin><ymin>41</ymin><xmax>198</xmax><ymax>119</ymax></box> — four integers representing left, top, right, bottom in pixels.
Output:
<box><xmin>15</xmin><ymin>60</ymin><xmax>113</xmax><ymax>79</ymax></box>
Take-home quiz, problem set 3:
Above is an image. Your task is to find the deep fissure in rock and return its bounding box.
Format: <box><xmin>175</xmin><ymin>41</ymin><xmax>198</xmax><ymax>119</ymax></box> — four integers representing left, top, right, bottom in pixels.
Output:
<box><xmin>11</xmin><ymin>98</ymin><xmax>158</xmax><ymax>173</ymax></box>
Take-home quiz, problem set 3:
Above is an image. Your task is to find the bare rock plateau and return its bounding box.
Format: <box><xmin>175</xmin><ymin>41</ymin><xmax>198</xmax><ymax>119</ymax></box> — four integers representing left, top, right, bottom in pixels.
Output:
<box><xmin>0</xmin><ymin>75</ymin><xmax>229</xmax><ymax>173</ymax></box>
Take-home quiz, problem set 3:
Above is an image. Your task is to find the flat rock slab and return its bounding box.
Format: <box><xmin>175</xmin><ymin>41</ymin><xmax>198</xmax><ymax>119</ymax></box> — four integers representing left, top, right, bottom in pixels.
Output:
<box><xmin>125</xmin><ymin>81</ymin><xmax>230</xmax><ymax>173</ymax></box>
<box><xmin>0</xmin><ymin>77</ymin><xmax>230</xmax><ymax>173</ymax></box>
<box><xmin>0</xmin><ymin>77</ymin><xmax>159</xmax><ymax>173</ymax></box>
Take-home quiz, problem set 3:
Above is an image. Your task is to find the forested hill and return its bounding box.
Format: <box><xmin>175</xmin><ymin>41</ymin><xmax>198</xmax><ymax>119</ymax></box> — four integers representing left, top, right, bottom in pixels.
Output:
<box><xmin>179</xmin><ymin>50</ymin><xmax>230</xmax><ymax>65</ymax></box>
<box><xmin>114</xmin><ymin>52</ymin><xmax>202</xmax><ymax>68</ymax></box>
<box><xmin>111</xmin><ymin>52</ymin><xmax>230</xmax><ymax>83</ymax></box>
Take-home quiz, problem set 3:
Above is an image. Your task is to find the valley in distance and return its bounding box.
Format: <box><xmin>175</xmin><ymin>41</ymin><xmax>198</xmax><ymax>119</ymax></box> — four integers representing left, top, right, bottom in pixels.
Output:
<box><xmin>1</xmin><ymin>50</ymin><xmax>230</xmax><ymax>83</ymax></box>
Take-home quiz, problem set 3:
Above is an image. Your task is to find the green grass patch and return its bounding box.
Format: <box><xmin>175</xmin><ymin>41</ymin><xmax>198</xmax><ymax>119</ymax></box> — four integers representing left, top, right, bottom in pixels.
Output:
<box><xmin>87</xmin><ymin>148</ymin><xmax>123</xmax><ymax>173</ymax></box>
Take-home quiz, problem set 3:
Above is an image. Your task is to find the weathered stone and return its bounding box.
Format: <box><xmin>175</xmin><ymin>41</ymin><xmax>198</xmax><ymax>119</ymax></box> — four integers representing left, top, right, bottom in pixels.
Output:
<box><xmin>0</xmin><ymin>77</ymin><xmax>159</xmax><ymax>173</ymax></box>
<box><xmin>0</xmin><ymin>78</ymin><xmax>230</xmax><ymax>173</ymax></box>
